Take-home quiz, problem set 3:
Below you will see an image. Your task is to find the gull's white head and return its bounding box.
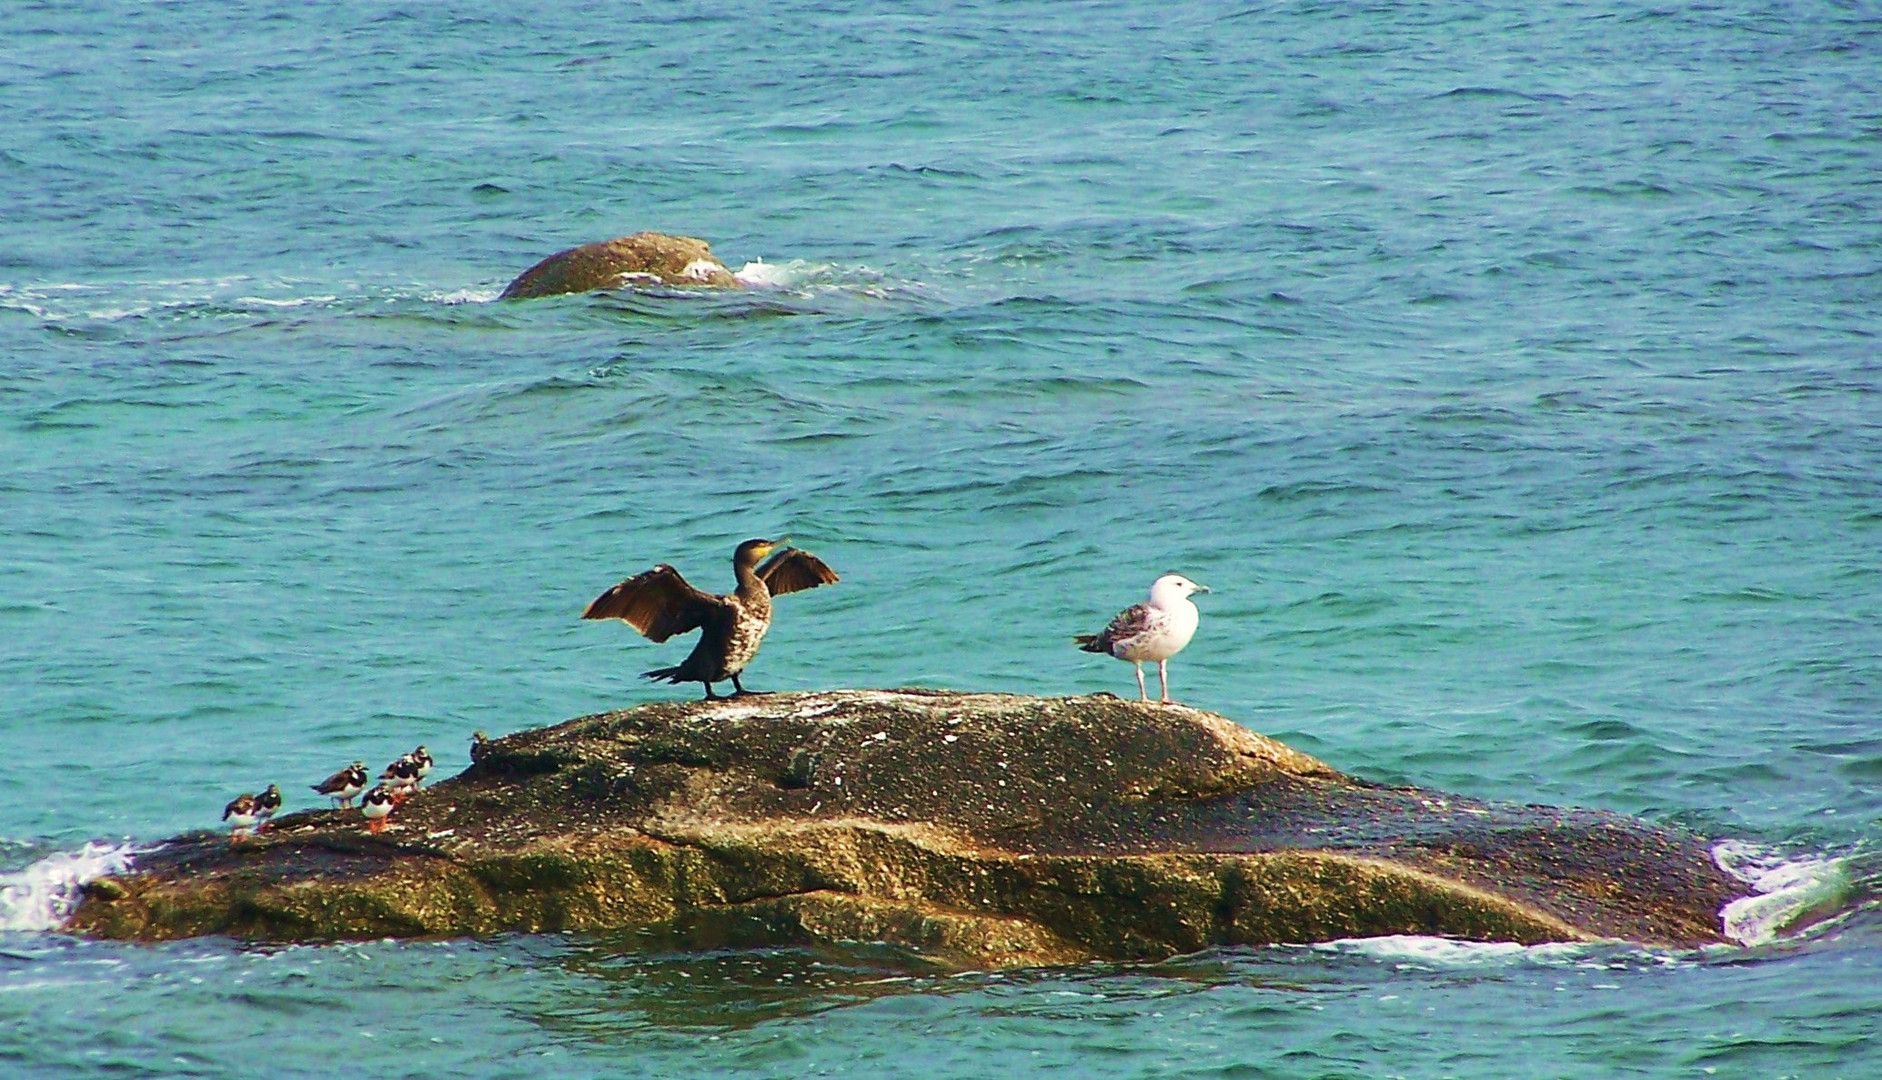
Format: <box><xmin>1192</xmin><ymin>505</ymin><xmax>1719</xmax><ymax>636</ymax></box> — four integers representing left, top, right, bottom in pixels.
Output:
<box><xmin>1148</xmin><ymin>573</ymin><xmax>1210</xmax><ymax>606</ymax></box>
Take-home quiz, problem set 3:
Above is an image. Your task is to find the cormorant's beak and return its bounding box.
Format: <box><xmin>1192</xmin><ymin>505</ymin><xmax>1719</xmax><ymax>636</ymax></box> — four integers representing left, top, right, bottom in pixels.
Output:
<box><xmin>771</xmin><ymin>536</ymin><xmax>791</xmax><ymax>551</ymax></box>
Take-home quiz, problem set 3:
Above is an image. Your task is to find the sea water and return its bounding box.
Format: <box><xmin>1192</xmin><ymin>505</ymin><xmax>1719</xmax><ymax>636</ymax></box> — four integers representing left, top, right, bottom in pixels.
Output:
<box><xmin>3</xmin><ymin>1</ymin><xmax>1879</xmax><ymax>1076</ymax></box>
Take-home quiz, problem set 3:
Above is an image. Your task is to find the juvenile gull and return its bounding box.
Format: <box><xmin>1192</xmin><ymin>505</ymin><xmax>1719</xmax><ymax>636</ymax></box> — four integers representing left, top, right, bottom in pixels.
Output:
<box><xmin>1075</xmin><ymin>573</ymin><xmax>1211</xmax><ymax>705</ymax></box>
<box><xmin>582</xmin><ymin>537</ymin><xmax>839</xmax><ymax>701</ymax></box>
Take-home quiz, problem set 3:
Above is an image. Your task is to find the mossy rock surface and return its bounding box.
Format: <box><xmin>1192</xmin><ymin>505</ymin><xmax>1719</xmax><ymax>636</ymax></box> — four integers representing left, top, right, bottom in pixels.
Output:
<box><xmin>68</xmin><ymin>690</ymin><xmax>1749</xmax><ymax>967</ymax></box>
<box><xmin>498</xmin><ymin>232</ymin><xmax>741</xmax><ymax>298</ymax></box>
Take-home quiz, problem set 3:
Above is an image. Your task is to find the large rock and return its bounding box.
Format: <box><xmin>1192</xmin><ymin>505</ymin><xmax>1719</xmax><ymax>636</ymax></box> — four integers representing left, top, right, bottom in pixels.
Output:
<box><xmin>498</xmin><ymin>232</ymin><xmax>741</xmax><ymax>298</ymax></box>
<box><xmin>67</xmin><ymin>691</ymin><xmax>1750</xmax><ymax>967</ymax></box>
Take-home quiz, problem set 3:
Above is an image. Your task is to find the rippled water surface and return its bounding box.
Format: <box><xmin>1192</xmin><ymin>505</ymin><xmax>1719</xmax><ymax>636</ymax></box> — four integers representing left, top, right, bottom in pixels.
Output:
<box><xmin>4</xmin><ymin>1</ymin><xmax>1880</xmax><ymax>1076</ymax></box>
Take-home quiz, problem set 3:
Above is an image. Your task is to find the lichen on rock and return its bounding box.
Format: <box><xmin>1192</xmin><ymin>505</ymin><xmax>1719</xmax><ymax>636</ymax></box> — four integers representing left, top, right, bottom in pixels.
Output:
<box><xmin>66</xmin><ymin>690</ymin><xmax>1750</xmax><ymax>967</ymax></box>
<box><xmin>498</xmin><ymin>232</ymin><xmax>742</xmax><ymax>299</ymax></box>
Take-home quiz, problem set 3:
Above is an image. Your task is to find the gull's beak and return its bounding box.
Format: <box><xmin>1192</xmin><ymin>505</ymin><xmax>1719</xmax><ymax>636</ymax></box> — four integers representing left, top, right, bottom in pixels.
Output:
<box><xmin>1195</xmin><ymin>583</ymin><xmax>1211</xmax><ymax>594</ymax></box>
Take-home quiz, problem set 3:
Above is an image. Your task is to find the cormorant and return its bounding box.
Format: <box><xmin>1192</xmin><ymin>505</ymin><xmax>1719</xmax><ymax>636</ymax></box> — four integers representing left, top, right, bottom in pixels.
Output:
<box><xmin>1075</xmin><ymin>573</ymin><xmax>1210</xmax><ymax>704</ymax></box>
<box><xmin>581</xmin><ymin>537</ymin><xmax>839</xmax><ymax>701</ymax></box>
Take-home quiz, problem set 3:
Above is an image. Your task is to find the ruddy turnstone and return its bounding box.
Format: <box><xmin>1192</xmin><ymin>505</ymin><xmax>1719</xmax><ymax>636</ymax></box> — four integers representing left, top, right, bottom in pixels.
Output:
<box><xmin>408</xmin><ymin>745</ymin><xmax>433</xmax><ymax>785</ymax></box>
<box><xmin>361</xmin><ymin>784</ymin><xmax>396</xmax><ymax>833</ymax></box>
<box><xmin>222</xmin><ymin>792</ymin><xmax>261</xmax><ymax>843</ymax></box>
<box><xmin>312</xmin><ymin>762</ymin><xmax>368</xmax><ymax>808</ymax></box>
<box><xmin>381</xmin><ymin>755</ymin><xmax>420</xmax><ymax>803</ymax></box>
<box><xmin>1075</xmin><ymin>573</ymin><xmax>1211</xmax><ymax>705</ymax></box>
<box><xmin>252</xmin><ymin>783</ymin><xmax>282</xmax><ymax>831</ymax></box>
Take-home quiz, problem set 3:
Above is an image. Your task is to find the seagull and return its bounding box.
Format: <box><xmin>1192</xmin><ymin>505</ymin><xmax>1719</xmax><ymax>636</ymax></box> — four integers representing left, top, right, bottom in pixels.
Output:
<box><xmin>581</xmin><ymin>537</ymin><xmax>839</xmax><ymax>701</ymax></box>
<box><xmin>1075</xmin><ymin>573</ymin><xmax>1211</xmax><ymax>705</ymax></box>
<box><xmin>312</xmin><ymin>762</ymin><xmax>367</xmax><ymax>808</ymax></box>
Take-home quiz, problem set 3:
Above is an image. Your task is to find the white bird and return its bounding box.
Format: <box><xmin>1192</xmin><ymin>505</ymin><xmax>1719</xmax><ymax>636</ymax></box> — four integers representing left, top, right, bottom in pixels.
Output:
<box><xmin>1075</xmin><ymin>573</ymin><xmax>1211</xmax><ymax>705</ymax></box>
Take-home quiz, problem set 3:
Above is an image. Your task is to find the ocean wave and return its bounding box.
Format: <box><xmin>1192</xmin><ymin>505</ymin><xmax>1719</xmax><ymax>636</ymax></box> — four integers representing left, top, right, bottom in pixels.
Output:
<box><xmin>1304</xmin><ymin>934</ymin><xmax>1596</xmax><ymax>968</ymax></box>
<box><xmin>1713</xmin><ymin>840</ymin><xmax>1859</xmax><ymax>946</ymax></box>
<box><xmin>0</xmin><ymin>841</ymin><xmax>136</xmax><ymax>933</ymax></box>
<box><xmin>0</xmin><ymin>278</ymin><xmax>502</xmax><ymax>326</ymax></box>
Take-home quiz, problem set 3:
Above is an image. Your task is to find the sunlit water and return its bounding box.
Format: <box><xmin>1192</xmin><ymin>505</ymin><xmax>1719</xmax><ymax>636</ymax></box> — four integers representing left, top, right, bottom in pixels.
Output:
<box><xmin>3</xmin><ymin>1</ymin><xmax>1879</xmax><ymax>1076</ymax></box>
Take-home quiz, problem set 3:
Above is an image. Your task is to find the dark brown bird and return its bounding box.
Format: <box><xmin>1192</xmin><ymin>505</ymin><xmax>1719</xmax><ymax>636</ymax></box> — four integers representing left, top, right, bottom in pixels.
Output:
<box><xmin>581</xmin><ymin>537</ymin><xmax>839</xmax><ymax>701</ymax></box>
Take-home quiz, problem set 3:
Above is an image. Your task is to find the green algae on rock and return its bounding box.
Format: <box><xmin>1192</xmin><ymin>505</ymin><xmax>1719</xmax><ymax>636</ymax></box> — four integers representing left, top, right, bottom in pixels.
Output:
<box><xmin>498</xmin><ymin>232</ymin><xmax>742</xmax><ymax>298</ymax></box>
<box><xmin>67</xmin><ymin>690</ymin><xmax>1751</xmax><ymax>967</ymax></box>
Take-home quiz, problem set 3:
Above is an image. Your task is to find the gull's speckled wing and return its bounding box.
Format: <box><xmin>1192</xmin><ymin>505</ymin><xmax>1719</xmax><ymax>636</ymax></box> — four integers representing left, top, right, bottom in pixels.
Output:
<box><xmin>1076</xmin><ymin>602</ymin><xmax>1171</xmax><ymax>655</ymax></box>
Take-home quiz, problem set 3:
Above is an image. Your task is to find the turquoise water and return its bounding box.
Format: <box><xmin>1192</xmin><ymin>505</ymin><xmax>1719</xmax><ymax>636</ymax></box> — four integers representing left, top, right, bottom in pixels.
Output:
<box><xmin>4</xmin><ymin>1</ymin><xmax>1880</xmax><ymax>1075</ymax></box>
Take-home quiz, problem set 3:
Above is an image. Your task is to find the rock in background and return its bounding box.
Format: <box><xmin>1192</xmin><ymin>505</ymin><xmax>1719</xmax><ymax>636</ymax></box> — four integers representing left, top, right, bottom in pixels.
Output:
<box><xmin>499</xmin><ymin>232</ymin><xmax>741</xmax><ymax>298</ymax></box>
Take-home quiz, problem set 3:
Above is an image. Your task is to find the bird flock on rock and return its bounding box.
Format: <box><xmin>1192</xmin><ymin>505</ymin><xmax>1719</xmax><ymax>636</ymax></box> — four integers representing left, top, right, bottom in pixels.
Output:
<box><xmin>220</xmin><ymin>746</ymin><xmax>431</xmax><ymax>843</ymax></box>
<box><xmin>219</xmin><ymin>536</ymin><xmax>1214</xmax><ymax>839</ymax></box>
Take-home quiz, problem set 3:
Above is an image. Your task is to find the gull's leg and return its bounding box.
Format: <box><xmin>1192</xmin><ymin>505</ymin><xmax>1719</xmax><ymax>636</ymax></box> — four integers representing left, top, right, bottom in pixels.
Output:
<box><xmin>1134</xmin><ymin>662</ymin><xmax>1148</xmax><ymax>702</ymax></box>
<box><xmin>1158</xmin><ymin>660</ymin><xmax>1173</xmax><ymax>705</ymax></box>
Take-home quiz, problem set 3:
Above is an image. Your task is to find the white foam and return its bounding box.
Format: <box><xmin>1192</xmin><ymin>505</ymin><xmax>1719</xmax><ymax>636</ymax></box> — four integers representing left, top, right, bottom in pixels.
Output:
<box><xmin>434</xmin><ymin>287</ymin><xmax>504</xmax><ymax>305</ymax></box>
<box><xmin>0</xmin><ymin>842</ymin><xmax>137</xmax><ymax>932</ymax></box>
<box><xmin>680</xmin><ymin>258</ymin><xmax>726</xmax><ymax>283</ymax></box>
<box><xmin>732</xmin><ymin>258</ymin><xmax>819</xmax><ymax>289</ymax></box>
<box><xmin>1307</xmin><ymin>934</ymin><xmax>1591</xmax><ymax>967</ymax></box>
<box><xmin>1714</xmin><ymin>840</ymin><xmax>1852</xmax><ymax>946</ymax></box>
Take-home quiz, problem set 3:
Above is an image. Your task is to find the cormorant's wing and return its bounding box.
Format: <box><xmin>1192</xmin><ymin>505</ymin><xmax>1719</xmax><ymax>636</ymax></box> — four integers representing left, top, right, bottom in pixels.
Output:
<box><xmin>581</xmin><ymin>564</ymin><xmax>724</xmax><ymax>642</ymax></box>
<box><xmin>757</xmin><ymin>547</ymin><xmax>840</xmax><ymax>597</ymax></box>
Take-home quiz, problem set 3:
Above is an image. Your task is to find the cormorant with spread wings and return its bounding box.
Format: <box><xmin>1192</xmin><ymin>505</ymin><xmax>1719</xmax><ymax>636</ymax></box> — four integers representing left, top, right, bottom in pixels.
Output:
<box><xmin>581</xmin><ymin>537</ymin><xmax>839</xmax><ymax>700</ymax></box>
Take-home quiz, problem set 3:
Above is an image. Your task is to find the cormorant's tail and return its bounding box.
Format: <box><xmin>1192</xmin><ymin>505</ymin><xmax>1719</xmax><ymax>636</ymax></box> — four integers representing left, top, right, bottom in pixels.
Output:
<box><xmin>1073</xmin><ymin>634</ymin><xmax>1104</xmax><ymax>653</ymax></box>
<box><xmin>642</xmin><ymin>665</ymin><xmax>689</xmax><ymax>684</ymax></box>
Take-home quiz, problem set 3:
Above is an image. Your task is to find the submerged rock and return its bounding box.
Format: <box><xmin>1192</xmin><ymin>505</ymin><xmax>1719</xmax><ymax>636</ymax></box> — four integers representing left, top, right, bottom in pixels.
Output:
<box><xmin>67</xmin><ymin>690</ymin><xmax>1749</xmax><ymax>967</ymax></box>
<box><xmin>499</xmin><ymin>231</ymin><xmax>742</xmax><ymax>298</ymax></box>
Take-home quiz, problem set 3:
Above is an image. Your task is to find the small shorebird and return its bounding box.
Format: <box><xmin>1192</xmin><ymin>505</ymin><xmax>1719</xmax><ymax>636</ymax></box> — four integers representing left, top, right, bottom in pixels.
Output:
<box><xmin>312</xmin><ymin>762</ymin><xmax>367</xmax><ymax>808</ymax></box>
<box><xmin>582</xmin><ymin>537</ymin><xmax>839</xmax><ymax>701</ymax></box>
<box><xmin>222</xmin><ymin>793</ymin><xmax>261</xmax><ymax>843</ymax></box>
<box><xmin>361</xmin><ymin>785</ymin><xmax>396</xmax><ymax>833</ymax></box>
<box><xmin>380</xmin><ymin>756</ymin><xmax>420</xmax><ymax>804</ymax></box>
<box><xmin>1075</xmin><ymin>573</ymin><xmax>1211</xmax><ymax>705</ymax></box>
<box><xmin>252</xmin><ymin>784</ymin><xmax>282</xmax><ymax>831</ymax></box>
<box><xmin>408</xmin><ymin>745</ymin><xmax>433</xmax><ymax>786</ymax></box>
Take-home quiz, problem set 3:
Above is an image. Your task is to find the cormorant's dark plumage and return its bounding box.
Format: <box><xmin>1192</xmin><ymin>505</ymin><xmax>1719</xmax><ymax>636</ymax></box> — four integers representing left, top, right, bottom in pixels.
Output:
<box><xmin>582</xmin><ymin>537</ymin><xmax>839</xmax><ymax>700</ymax></box>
